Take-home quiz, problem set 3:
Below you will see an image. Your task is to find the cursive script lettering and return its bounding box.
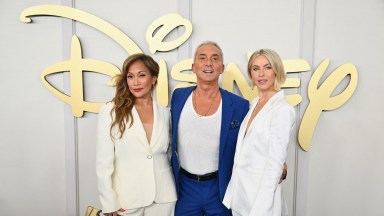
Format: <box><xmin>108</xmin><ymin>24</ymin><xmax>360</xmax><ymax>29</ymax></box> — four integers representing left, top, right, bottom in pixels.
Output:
<box><xmin>20</xmin><ymin>5</ymin><xmax>358</xmax><ymax>151</ymax></box>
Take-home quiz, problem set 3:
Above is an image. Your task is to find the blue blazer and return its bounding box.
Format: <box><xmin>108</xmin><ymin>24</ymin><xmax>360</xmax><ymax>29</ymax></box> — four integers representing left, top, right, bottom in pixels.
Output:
<box><xmin>170</xmin><ymin>86</ymin><xmax>249</xmax><ymax>201</ymax></box>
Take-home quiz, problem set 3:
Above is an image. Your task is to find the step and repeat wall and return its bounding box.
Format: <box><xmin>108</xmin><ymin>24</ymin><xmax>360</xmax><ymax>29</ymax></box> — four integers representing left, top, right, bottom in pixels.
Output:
<box><xmin>1</xmin><ymin>0</ymin><xmax>383</xmax><ymax>215</ymax></box>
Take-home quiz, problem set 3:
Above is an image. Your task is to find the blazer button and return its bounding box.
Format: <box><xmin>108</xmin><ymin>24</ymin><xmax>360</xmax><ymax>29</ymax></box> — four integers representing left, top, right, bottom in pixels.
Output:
<box><xmin>147</xmin><ymin>155</ymin><xmax>152</xmax><ymax>159</ymax></box>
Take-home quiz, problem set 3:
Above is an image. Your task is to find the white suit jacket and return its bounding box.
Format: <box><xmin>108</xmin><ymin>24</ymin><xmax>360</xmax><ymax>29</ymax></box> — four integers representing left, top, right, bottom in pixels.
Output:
<box><xmin>96</xmin><ymin>102</ymin><xmax>177</xmax><ymax>213</ymax></box>
<box><xmin>223</xmin><ymin>91</ymin><xmax>295</xmax><ymax>216</ymax></box>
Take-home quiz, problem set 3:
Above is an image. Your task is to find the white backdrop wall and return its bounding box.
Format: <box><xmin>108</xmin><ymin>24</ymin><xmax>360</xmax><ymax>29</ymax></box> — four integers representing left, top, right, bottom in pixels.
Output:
<box><xmin>0</xmin><ymin>0</ymin><xmax>67</xmax><ymax>215</ymax></box>
<box><xmin>1</xmin><ymin>0</ymin><xmax>383</xmax><ymax>216</ymax></box>
<box><xmin>308</xmin><ymin>0</ymin><xmax>384</xmax><ymax>215</ymax></box>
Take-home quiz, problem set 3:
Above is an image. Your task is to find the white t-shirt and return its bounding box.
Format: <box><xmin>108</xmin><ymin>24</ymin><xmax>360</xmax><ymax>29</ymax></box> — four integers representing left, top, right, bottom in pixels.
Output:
<box><xmin>177</xmin><ymin>94</ymin><xmax>222</xmax><ymax>175</ymax></box>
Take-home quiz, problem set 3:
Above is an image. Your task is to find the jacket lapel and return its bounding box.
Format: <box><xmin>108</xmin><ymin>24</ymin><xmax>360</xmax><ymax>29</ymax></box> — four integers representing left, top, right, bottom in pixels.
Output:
<box><xmin>131</xmin><ymin>106</ymin><xmax>151</xmax><ymax>151</ymax></box>
<box><xmin>219</xmin><ymin>89</ymin><xmax>234</xmax><ymax>157</ymax></box>
<box><xmin>172</xmin><ymin>86</ymin><xmax>195</xmax><ymax>132</ymax></box>
<box><xmin>246</xmin><ymin>91</ymin><xmax>285</xmax><ymax>135</ymax></box>
<box><xmin>235</xmin><ymin>103</ymin><xmax>253</xmax><ymax>150</ymax></box>
<box><xmin>150</xmin><ymin>102</ymin><xmax>164</xmax><ymax>149</ymax></box>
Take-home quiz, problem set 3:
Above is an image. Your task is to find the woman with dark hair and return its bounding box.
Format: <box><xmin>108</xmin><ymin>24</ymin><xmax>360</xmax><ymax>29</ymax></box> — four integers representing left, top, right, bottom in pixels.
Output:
<box><xmin>96</xmin><ymin>53</ymin><xmax>177</xmax><ymax>216</ymax></box>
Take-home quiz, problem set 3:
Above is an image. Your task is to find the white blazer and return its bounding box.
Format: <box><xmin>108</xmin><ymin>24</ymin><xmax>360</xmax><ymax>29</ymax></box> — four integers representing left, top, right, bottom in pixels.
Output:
<box><xmin>96</xmin><ymin>102</ymin><xmax>177</xmax><ymax>213</ymax></box>
<box><xmin>223</xmin><ymin>91</ymin><xmax>295</xmax><ymax>216</ymax></box>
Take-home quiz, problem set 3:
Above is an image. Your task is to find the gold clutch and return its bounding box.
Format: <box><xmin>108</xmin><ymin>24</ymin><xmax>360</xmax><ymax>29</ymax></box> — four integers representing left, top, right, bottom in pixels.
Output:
<box><xmin>85</xmin><ymin>206</ymin><xmax>102</xmax><ymax>216</ymax></box>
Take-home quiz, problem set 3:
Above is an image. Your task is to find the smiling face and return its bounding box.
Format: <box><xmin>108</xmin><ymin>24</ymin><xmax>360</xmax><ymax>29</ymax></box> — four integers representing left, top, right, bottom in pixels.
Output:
<box><xmin>192</xmin><ymin>44</ymin><xmax>225</xmax><ymax>84</ymax></box>
<box><xmin>126</xmin><ymin>60</ymin><xmax>157</xmax><ymax>99</ymax></box>
<box><xmin>250</xmin><ymin>55</ymin><xmax>277</xmax><ymax>93</ymax></box>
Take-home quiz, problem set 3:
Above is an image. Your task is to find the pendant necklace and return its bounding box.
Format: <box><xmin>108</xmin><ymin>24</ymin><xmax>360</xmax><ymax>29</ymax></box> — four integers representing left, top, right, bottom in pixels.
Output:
<box><xmin>193</xmin><ymin>89</ymin><xmax>219</xmax><ymax>117</ymax></box>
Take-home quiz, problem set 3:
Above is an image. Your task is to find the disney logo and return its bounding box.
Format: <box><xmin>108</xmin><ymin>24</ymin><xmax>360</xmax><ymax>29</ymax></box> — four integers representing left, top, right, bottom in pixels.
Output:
<box><xmin>20</xmin><ymin>5</ymin><xmax>358</xmax><ymax>151</ymax></box>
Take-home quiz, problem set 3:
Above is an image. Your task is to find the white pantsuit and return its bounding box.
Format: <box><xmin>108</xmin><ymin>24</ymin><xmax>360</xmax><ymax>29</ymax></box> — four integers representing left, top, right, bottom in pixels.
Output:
<box><xmin>96</xmin><ymin>102</ymin><xmax>177</xmax><ymax>214</ymax></box>
<box><xmin>223</xmin><ymin>91</ymin><xmax>295</xmax><ymax>216</ymax></box>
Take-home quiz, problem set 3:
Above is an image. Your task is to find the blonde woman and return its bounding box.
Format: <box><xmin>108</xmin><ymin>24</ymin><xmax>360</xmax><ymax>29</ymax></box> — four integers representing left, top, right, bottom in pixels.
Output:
<box><xmin>97</xmin><ymin>54</ymin><xmax>177</xmax><ymax>216</ymax></box>
<box><xmin>223</xmin><ymin>49</ymin><xmax>295</xmax><ymax>216</ymax></box>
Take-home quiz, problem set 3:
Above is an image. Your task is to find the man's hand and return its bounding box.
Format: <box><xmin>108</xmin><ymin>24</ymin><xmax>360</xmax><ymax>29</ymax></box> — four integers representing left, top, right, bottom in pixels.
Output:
<box><xmin>279</xmin><ymin>162</ymin><xmax>287</xmax><ymax>184</ymax></box>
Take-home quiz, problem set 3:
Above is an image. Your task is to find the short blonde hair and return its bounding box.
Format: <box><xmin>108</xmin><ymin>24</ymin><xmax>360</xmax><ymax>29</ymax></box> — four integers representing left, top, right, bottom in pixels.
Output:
<box><xmin>247</xmin><ymin>49</ymin><xmax>286</xmax><ymax>91</ymax></box>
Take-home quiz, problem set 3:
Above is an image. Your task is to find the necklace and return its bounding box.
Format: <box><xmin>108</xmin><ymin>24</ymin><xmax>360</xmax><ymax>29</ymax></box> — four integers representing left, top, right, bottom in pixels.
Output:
<box><xmin>193</xmin><ymin>88</ymin><xmax>219</xmax><ymax>117</ymax></box>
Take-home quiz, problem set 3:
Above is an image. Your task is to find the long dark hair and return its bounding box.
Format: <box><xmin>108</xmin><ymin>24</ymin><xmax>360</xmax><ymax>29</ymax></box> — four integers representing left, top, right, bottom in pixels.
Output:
<box><xmin>110</xmin><ymin>53</ymin><xmax>159</xmax><ymax>140</ymax></box>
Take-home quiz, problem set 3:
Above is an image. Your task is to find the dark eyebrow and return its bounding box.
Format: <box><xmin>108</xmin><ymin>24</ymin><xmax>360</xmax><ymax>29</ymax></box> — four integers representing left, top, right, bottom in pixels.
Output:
<box><xmin>127</xmin><ymin>70</ymin><xmax>147</xmax><ymax>75</ymax></box>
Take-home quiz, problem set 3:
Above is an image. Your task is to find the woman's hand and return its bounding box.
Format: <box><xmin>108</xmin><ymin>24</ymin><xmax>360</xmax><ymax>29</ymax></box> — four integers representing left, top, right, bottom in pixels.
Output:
<box><xmin>104</xmin><ymin>208</ymin><xmax>125</xmax><ymax>216</ymax></box>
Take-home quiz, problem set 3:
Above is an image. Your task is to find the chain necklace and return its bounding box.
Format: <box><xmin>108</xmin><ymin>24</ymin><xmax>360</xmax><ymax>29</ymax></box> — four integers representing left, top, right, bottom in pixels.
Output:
<box><xmin>193</xmin><ymin>88</ymin><xmax>219</xmax><ymax>117</ymax></box>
